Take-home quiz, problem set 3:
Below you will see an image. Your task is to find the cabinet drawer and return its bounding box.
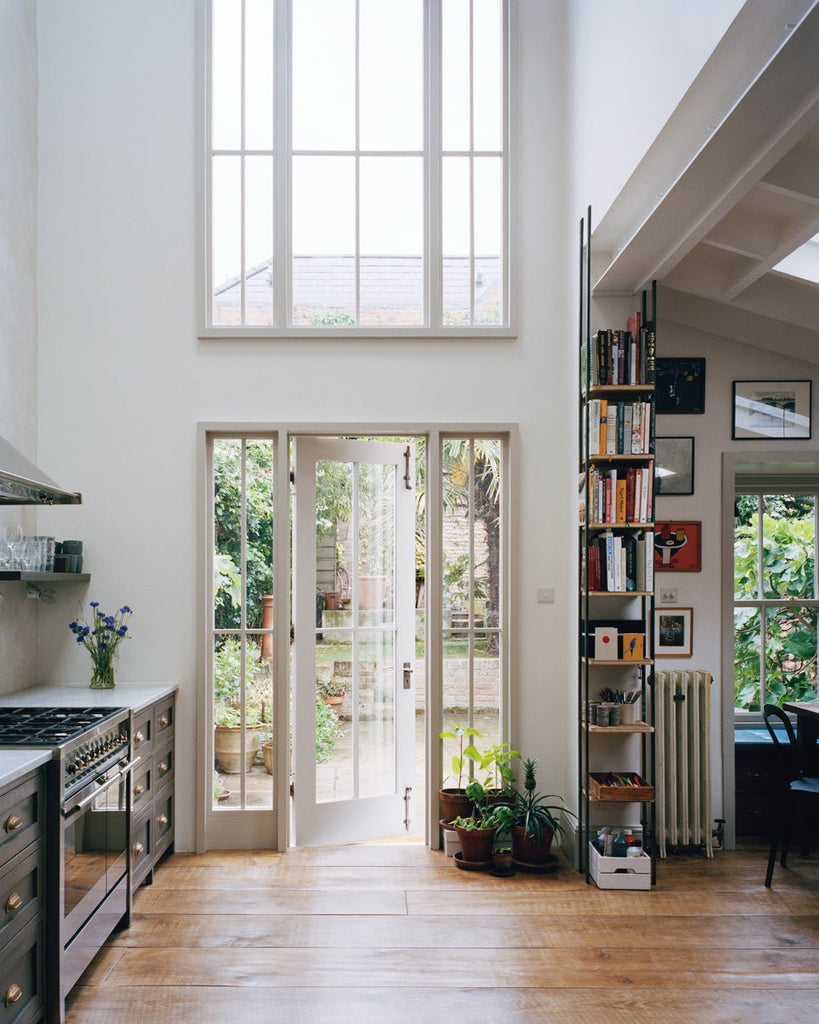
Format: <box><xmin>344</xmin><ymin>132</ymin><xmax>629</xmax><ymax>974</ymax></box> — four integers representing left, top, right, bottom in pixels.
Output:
<box><xmin>132</xmin><ymin>707</ymin><xmax>153</xmax><ymax>758</ymax></box>
<box><xmin>0</xmin><ymin>847</ymin><xmax>43</xmax><ymax>955</ymax></box>
<box><xmin>0</xmin><ymin>776</ymin><xmax>43</xmax><ymax>866</ymax></box>
<box><xmin>153</xmin><ymin>742</ymin><xmax>174</xmax><ymax>796</ymax></box>
<box><xmin>155</xmin><ymin>698</ymin><xmax>174</xmax><ymax>744</ymax></box>
<box><xmin>154</xmin><ymin>791</ymin><xmax>174</xmax><ymax>859</ymax></box>
<box><xmin>131</xmin><ymin>806</ymin><xmax>153</xmax><ymax>888</ymax></box>
<box><xmin>131</xmin><ymin>758</ymin><xmax>153</xmax><ymax>811</ymax></box>
<box><xmin>0</xmin><ymin>915</ymin><xmax>43</xmax><ymax>1024</ymax></box>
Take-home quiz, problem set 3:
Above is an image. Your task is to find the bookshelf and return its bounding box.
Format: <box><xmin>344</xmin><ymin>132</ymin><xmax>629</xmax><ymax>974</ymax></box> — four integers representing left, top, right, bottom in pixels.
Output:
<box><xmin>578</xmin><ymin>207</ymin><xmax>657</xmax><ymax>886</ymax></box>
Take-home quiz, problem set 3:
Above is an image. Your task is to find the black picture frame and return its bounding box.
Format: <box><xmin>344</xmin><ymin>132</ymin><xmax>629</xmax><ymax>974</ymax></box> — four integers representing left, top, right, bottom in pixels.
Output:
<box><xmin>655</xmin><ymin>358</ymin><xmax>706</xmax><ymax>414</ymax></box>
<box><xmin>732</xmin><ymin>379</ymin><xmax>812</xmax><ymax>440</ymax></box>
<box><xmin>655</xmin><ymin>436</ymin><xmax>695</xmax><ymax>495</ymax></box>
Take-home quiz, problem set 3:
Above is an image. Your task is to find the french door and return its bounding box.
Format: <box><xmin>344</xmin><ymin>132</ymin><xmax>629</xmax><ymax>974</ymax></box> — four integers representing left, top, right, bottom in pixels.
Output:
<box><xmin>292</xmin><ymin>437</ymin><xmax>416</xmax><ymax>845</ymax></box>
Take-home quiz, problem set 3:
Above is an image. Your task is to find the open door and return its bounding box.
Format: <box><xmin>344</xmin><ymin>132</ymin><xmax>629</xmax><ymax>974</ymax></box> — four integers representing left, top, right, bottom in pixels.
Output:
<box><xmin>292</xmin><ymin>437</ymin><xmax>416</xmax><ymax>845</ymax></box>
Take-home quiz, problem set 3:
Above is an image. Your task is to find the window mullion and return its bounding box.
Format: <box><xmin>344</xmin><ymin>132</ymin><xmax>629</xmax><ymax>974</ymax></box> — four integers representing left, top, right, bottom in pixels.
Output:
<box><xmin>275</xmin><ymin>0</ymin><xmax>291</xmax><ymax>327</ymax></box>
<box><xmin>427</xmin><ymin>0</ymin><xmax>441</xmax><ymax>328</ymax></box>
<box><xmin>355</xmin><ymin>0</ymin><xmax>361</xmax><ymax>326</ymax></box>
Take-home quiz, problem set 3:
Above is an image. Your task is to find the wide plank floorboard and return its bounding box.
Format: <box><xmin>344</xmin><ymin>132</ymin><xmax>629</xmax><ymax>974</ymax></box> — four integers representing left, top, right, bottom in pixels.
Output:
<box><xmin>66</xmin><ymin>841</ymin><xmax>819</xmax><ymax>1024</ymax></box>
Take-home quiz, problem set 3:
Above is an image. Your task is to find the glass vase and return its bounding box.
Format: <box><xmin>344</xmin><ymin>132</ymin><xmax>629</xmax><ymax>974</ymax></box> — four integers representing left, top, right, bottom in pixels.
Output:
<box><xmin>90</xmin><ymin>661</ymin><xmax>116</xmax><ymax>689</ymax></box>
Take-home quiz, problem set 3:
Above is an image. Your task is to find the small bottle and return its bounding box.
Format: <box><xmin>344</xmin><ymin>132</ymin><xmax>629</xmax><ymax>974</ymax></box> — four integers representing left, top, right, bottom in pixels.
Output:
<box><xmin>612</xmin><ymin>830</ymin><xmax>628</xmax><ymax>858</ymax></box>
<box><xmin>624</xmin><ymin>828</ymin><xmax>635</xmax><ymax>846</ymax></box>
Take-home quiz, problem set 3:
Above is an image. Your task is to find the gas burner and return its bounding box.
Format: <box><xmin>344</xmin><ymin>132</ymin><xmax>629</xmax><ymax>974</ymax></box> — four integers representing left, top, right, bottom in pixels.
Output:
<box><xmin>0</xmin><ymin>706</ymin><xmax>123</xmax><ymax>746</ymax></box>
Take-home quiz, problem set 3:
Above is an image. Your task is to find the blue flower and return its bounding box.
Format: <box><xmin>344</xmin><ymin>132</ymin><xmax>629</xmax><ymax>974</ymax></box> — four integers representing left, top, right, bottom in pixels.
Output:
<box><xmin>90</xmin><ymin>601</ymin><xmax>99</xmax><ymax>608</ymax></box>
<box><xmin>120</xmin><ymin>606</ymin><xmax>131</xmax><ymax>614</ymax></box>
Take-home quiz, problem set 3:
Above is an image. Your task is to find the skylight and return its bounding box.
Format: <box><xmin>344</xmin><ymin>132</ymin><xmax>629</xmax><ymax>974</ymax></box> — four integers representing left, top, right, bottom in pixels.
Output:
<box><xmin>774</xmin><ymin>233</ymin><xmax>819</xmax><ymax>285</ymax></box>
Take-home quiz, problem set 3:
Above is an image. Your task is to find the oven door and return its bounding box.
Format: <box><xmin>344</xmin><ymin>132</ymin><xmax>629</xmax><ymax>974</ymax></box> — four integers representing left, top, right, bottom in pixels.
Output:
<box><xmin>62</xmin><ymin>758</ymin><xmax>135</xmax><ymax>942</ymax></box>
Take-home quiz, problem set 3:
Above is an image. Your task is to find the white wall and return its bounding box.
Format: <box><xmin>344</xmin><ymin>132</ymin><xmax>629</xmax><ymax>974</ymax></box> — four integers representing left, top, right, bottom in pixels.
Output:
<box><xmin>0</xmin><ymin>0</ymin><xmax>40</xmax><ymax>687</ymax></box>
<box><xmin>30</xmin><ymin>0</ymin><xmax>577</xmax><ymax>852</ymax></box>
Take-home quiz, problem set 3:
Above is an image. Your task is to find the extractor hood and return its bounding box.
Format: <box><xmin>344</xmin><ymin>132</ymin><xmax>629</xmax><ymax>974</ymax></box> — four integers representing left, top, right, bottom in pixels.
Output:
<box><xmin>0</xmin><ymin>435</ymin><xmax>81</xmax><ymax>505</ymax></box>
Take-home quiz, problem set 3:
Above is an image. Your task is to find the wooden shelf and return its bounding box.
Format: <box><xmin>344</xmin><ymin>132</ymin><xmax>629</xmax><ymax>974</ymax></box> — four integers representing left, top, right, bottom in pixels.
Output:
<box><xmin>584</xmin><ymin>522</ymin><xmax>654</xmax><ymax>532</ymax></box>
<box><xmin>586</xmin><ymin>658</ymin><xmax>653</xmax><ymax>666</ymax></box>
<box><xmin>587</xmin><ymin>454</ymin><xmax>654</xmax><ymax>465</ymax></box>
<box><xmin>583</xmin><ymin>590</ymin><xmax>653</xmax><ymax>598</ymax></box>
<box><xmin>585</xmin><ymin>384</ymin><xmax>655</xmax><ymax>398</ymax></box>
<box><xmin>583</xmin><ymin>721</ymin><xmax>654</xmax><ymax>734</ymax></box>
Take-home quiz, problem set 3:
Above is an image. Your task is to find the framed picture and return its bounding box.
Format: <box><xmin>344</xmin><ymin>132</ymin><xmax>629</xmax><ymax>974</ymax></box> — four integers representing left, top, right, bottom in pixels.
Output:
<box><xmin>655</xmin><ymin>436</ymin><xmax>695</xmax><ymax>495</ymax></box>
<box><xmin>654</xmin><ymin>607</ymin><xmax>693</xmax><ymax>658</ymax></box>
<box><xmin>655</xmin><ymin>358</ymin><xmax>706</xmax><ymax>414</ymax></box>
<box><xmin>732</xmin><ymin>379</ymin><xmax>812</xmax><ymax>439</ymax></box>
<box><xmin>654</xmin><ymin>520</ymin><xmax>701</xmax><ymax>572</ymax></box>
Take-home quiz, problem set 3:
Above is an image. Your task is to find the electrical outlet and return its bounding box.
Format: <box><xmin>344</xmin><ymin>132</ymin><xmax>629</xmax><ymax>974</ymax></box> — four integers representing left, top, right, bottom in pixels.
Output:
<box><xmin>536</xmin><ymin>586</ymin><xmax>555</xmax><ymax>604</ymax></box>
<box><xmin>660</xmin><ymin>586</ymin><xmax>678</xmax><ymax>604</ymax></box>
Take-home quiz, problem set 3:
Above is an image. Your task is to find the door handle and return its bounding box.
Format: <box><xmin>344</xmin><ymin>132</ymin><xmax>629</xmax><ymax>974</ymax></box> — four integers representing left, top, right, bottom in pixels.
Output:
<box><xmin>402</xmin><ymin>662</ymin><xmax>413</xmax><ymax>690</ymax></box>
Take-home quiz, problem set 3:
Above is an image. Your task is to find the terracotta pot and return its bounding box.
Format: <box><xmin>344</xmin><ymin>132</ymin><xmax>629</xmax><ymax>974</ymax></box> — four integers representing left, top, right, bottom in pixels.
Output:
<box><xmin>491</xmin><ymin>847</ymin><xmax>514</xmax><ymax>875</ymax></box>
<box><xmin>454</xmin><ymin>823</ymin><xmax>496</xmax><ymax>864</ymax></box>
<box><xmin>438</xmin><ymin>788</ymin><xmax>474</xmax><ymax>824</ymax></box>
<box><xmin>511</xmin><ymin>824</ymin><xmax>554</xmax><ymax>864</ymax></box>
<box><xmin>262</xmin><ymin>741</ymin><xmax>274</xmax><ymax>775</ymax></box>
<box><xmin>323</xmin><ymin>591</ymin><xmax>340</xmax><ymax>610</ymax></box>
<box><xmin>214</xmin><ymin>724</ymin><xmax>265</xmax><ymax>774</ymax></box>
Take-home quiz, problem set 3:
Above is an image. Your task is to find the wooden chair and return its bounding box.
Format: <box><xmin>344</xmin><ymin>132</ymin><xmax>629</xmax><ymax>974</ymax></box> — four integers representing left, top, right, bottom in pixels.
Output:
<box><xmin>761</xmin><ymin>703</ymin><xmax>819</xmax><ymax>887</ymax></box>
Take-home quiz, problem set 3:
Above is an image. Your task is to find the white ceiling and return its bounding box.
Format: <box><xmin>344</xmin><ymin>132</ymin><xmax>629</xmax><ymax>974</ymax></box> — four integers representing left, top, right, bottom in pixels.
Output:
<box><xmin>590</xmin><ymin>1</ymin><xmax>819</xmax><ymax>364</ymax></box>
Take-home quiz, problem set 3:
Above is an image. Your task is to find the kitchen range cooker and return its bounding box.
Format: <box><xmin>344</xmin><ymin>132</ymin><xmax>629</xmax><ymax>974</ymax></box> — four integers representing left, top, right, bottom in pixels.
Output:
<box><xmin>0</xmin><ymin>705</ymin><xmax>136</xmax><ymax>1023</ymax></box>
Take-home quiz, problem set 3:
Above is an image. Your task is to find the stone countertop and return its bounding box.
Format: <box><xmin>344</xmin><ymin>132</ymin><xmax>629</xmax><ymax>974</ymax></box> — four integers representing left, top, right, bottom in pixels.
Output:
<box><xmin>0</xmin><ymin>682</ymin><xmax>178</xmax><ymax>715</ymax></box>
<box><xmin>0</xmin><ymin>749</ymin><xmax>53</xmax><ymax>790</ymax></box>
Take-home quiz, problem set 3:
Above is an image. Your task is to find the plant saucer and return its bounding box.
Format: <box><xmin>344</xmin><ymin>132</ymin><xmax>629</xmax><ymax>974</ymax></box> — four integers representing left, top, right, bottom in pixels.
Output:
<box><xmin>453</xmin><ymin>851</ymin><xmax>492</xmax><ymax>871</ymax></box>
<box><xmin>511</xmin><ymin>854</ymin><xmax>559</xmax><ymax>873</ymax></box>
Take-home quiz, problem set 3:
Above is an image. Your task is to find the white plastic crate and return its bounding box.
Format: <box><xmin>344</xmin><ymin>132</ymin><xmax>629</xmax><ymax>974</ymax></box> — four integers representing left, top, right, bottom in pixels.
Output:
<box><xmin>442</xmin><ymin>828</ymin><xmax>460</xmax><ymax>857</ymax></box>
<box><xmin>588</xmin><ymin>842</ymin><xmax>651</xmax><ymax>890</ymax></box>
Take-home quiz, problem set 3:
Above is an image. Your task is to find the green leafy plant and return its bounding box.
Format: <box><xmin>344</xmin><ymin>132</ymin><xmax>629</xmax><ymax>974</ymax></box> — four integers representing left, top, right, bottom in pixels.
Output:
<box><xmin>476</xmin><ymin>741</ymin><xmax>520</xmax><ymax>793</ymax></box>
<box><xmin>317</xmin><ymin>675</ymin><xmax>348</xmax><ymax>700</ymax></box>
<box><xmin>214</xmin><ymin>637</ymin><xmax>271</xmax><ymax>727</ymax></box>
<box><xmin>315</xmin><ymin>694</ymin><xmax>344</xmax><ymax>763</ymax></box>
<box><xmin>452</xmin><ymin>781</ymin><xmax>515</xmax><ymax>833</ymax></box>
<box><xmin>509</xmin><ymin>757</ymin><xmax>575</xmax><ymax>846</ymax></box>
<box><xmin>439</xmin><ymin>723</ymin><xmax>483</xmax><ymax>789</ymax></box>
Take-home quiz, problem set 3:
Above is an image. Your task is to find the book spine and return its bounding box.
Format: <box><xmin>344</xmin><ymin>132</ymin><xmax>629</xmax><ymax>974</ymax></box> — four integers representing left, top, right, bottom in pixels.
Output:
<box><xmin>645</xmin><ymin>529</ymin><xmax>655</xmax><ymax>591</ymax></box>
<box><xmin>645</xmin><ymin>329</ymin><xmax>656</xmax><ymax>384</ymax></box>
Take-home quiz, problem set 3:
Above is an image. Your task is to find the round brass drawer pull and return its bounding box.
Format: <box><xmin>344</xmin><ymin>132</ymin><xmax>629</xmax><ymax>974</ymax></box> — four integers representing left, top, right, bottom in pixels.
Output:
<box><xmin>157</xmin><ymin>814</ymin><xmax>168</xmax><ymax>827</ymax></box>
<box><xmin>4</xmin><ymin>814</ymin><xmax>23</xmax><ymax>833</ymax></box>
<box><xmin>134</xmin><ymin>842</ymin><xmax>145</xmax><ymax>856</ymax></box>
<box><xmin>158</xmin><ymin>762</ymin><xmax>168</xmax><ymax>774</ymax></box>
<box><xmin>5</xmin><ymin>983</ymin><xmax>22</xmax><ymax>1006</ymax></box>
<box><xmin>134</xmin><ymin>730</ymin><xmax>145</xmax><ymax>745</ymax></box>
<box><xmin>5</xmin><ymin>892</ymin><xmax>22</xmax><ymax>915</ymax></box>
<box><xmin>159</xmin><ymin>715</ymin><xmax>169</xmax><ymax>727</ymax></box>
<box><xmin>134</xmin><ymin>784</ymin><xmax>144</xmax><ymax>797</ymax></box>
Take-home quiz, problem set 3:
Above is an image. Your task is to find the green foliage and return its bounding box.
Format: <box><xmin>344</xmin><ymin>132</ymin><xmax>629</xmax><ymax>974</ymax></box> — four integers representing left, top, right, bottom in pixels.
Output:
<box><xmin>213</xmin><ymin>637</ymin><xmax>271</xmax><ymax>727</ymax></box>
<box><xmin>439</xmin><ymin>723</ymin><xmax>483</xmax><ymax>789</ymax></box>
<box><xmin>734</xmin><ymin>504</ymin><xmax>817</xmax><ymax>710</ymax></box>
<box><xmin>475</xmin><ymin>742</ymin><xmax>520</xmax><ymax>792</ymax></box>
<box><xmin>508</xmin><ymin>757</ymin><xmax>575</xmax><ymax>846</ymax></box>
<box><xmin>213</xmin><ymin>440</ymin><xmax>273</xmax><ymax>632</ymax></box>
<box><xmin>315</xmin><ymin>694</ymin><xmax>344</xmax><ymax>763</ymax></box>
<box><xmin>452</xmin><ymin>781</ymin><xmax>515</xmax><ymax>833</ymax></box>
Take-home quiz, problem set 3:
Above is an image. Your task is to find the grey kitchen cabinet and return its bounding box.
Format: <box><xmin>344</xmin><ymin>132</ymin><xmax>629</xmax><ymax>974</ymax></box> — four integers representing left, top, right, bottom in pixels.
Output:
<box><xmin>0</xmin><ymin>769</ymin><xmax>46</xmax><ymax>1024</ymax></box>
<box><xmin>131</xmin><ymin>694</ymin><xmax>175</xmax><ymax>889</ymax></box>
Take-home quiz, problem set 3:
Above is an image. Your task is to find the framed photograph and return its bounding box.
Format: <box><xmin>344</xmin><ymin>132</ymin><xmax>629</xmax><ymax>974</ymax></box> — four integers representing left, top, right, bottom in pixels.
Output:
<box><xmin>655</xmin><ymin>436</ymin><xmax>695</xmax><ymax>495</ymax></box>
<box><xmin>654</xmin><ymin>607</ymin><xmax>693</xmax><ymax>658</ymax></box>
<box><xmin>732</xmin><ymin>379</ymin><xmax>812</xmax><ymax>439</ymax></box>
<box><xmin>654</xmin><ymin>520</ymin><xmax>701</xmax><ymax>572</ymax></box>
<box><xmin>655</xmin><ymin>358</ymin><xmax>706</xmax><ymax>414</ymax></box>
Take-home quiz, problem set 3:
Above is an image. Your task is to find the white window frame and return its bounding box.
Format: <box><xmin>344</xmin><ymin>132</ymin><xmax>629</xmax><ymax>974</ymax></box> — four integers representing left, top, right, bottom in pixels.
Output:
<box><xmin>196</xmin><ymin>0</ymin><xmax>516</xmax><ymax>339</ymax></box>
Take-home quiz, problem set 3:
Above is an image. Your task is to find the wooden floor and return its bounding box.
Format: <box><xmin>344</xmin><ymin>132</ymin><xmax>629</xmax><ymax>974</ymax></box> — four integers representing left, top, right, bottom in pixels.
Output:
<box><xmin>65</xmin><ymin>840</ymin><xmax>819</xmax><ymax>1024</ymax></box>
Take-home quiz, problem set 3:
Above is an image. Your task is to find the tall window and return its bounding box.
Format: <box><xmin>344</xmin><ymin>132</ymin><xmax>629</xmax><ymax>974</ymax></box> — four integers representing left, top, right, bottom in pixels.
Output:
<box><xmin>205</xmin><ymin>0</ymin><xmax>510</xmax><ymax>335</ymax></box>
<box><xmin>734</xmin><ymin>490</ymin><xmax>818</xmax><ymax>712</ymax></box>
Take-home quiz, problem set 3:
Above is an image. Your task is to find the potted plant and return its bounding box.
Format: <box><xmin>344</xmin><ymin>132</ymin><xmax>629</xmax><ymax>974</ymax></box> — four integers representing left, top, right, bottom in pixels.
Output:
<box><xmin>476</xmin><ymin>741</ymin><xmax>520</xmax><ymax>802</ymax></box>
<box><xmin>213</xmin><ymin>637</ymin><xmax>271</xmax><ymax>774</ymax></box>
<box><xmin>508</xmin><ymin>757</ymin><xmax>576</xmax><ymax>865</ymax></box>
<box><xmin>439</xmin><ymin>723</ymin><xmax>483</xmax><ymax>823</ymax></box>
<box><xmin>452</xmin><ymin>782</ymin><xmax>515</xmax><ymax>865</ymax></box>
<box><xmin>317</xmin><ymin>674</ymin><xmax>348</xmax><ymax>714</ymax></box>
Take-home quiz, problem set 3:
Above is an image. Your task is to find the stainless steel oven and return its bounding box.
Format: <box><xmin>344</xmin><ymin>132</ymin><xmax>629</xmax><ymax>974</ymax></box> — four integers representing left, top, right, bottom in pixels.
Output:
<box><xmin>60</xmin><ymin>749</ymin><xmax>137</xmax><ymax>1001</ymax></box>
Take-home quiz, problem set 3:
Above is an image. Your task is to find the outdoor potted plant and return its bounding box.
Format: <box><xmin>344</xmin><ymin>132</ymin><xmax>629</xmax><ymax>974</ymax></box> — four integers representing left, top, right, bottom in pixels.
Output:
<box><xmin>508</xmin><ymin>757</ymin><xmax>576</xmax><ymax>866</ymax></box>
<box><xmin>213</xmin><ymin>637</ymin><xmax>271</xmax><ymax>774</ymax></box>
<box><xmin>452</xmin><ymin>782</ymin><xmax>515</xmax><ymax>866</ymax></box>
<box><xmin>439</xmin><ymin>723</ymin><xmax>483</xmax><ymax>823</ymax></box>
<box><xmin>317</xmin><ymin>674</ymin><xmax>348</xmax><ymax>715</ymax></box>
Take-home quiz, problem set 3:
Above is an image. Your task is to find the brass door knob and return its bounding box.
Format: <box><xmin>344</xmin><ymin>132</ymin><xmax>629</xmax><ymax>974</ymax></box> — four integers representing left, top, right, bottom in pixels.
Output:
<box><xmin>134</xmin><ymin>784</ymin><xmax>144</xmax><ymax>797</ymax></box>
<box><xmin>4</xmin><ymin>983</ymin><xmax>22</xmax><ymax>1006</ymax></box>
<box><xmin>3</xmin><ymin>814</ymin><xmax>23</xmax><ymax>833</ymax></box>
<box><xmin>159</xmin><ymin>714</ymin><xmax>169</xmax><ymax>727</ymax></box>
<box><xmin>157</xmin><ymin>814</ymin><xmax>168</xmax><ymax>827</ymax></box>
<box><xmin>134</xmin><ymin>731</ymin><xmax>145</xmax><ymax>745</ymax></box>
<box><xmin>158</xmin><ymin>762</ymin><xmax>168</xmax><ymax>774</ymax></box>
<box><xmin>134</xmin><ymin>842</ymin><xmax>145</xmax><ymax>856</ymax></box>
<box><xmin>4</xmin><ymin>892</ymin><xmax>22</xmax><ymax>915</ymax></box>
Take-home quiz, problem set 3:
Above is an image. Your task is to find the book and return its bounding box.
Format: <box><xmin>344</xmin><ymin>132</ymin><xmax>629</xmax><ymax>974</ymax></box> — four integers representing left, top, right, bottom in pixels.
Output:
<box><xmin>594</xmin><ymin>626</ymin><xmax>618</xmax><ymax>660</ymax></box>
<box><xmin>621</xmin><ymin>633</ymin><xmax>644</xmax><ymax>660</ymax></box>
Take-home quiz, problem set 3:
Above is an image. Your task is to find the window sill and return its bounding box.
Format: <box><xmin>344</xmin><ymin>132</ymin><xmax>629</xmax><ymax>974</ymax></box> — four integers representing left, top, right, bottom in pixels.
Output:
<box><xmin>198</xmin><ymin>325</ymin><xmax>518</xmax><ymax>341</ymax></box>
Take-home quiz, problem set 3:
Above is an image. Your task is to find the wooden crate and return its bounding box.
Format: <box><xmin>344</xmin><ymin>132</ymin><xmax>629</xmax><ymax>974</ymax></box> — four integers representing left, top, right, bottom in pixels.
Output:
<box><xmin>588</xmin><ymin>842</ymin><xmax>651</xmax><ymax>890</ymax></box>
<box><xmin>588</xmin><ymin>772</ymin><xmax>655</xmax><ymax>801</ymax></box>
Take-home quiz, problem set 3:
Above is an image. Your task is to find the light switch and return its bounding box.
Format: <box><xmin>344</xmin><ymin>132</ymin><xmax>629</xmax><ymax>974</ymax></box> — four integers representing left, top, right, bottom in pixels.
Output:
<box><xmin>537</xmin><ymin>586</ymin><xmax>555</xmax><ymax>604</ymax></box>
<box><xmin>660</xmin><ymin>586</ymin><xmax>678</xmax><ymax>604</ymax></box>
